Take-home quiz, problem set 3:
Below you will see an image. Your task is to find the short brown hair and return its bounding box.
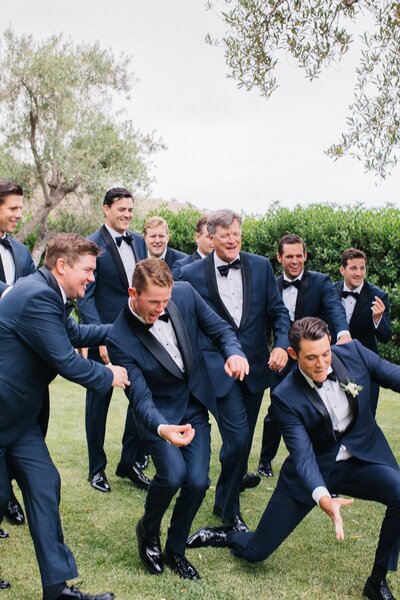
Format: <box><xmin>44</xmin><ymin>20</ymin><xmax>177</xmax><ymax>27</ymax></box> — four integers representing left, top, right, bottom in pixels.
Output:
<box><xmin>103</xmin><ymin>187</ymin><xmax>133</xmax><ymax>206</ymax></box>
<box><xmin>206</xmin><ymin>210</ymin><xmax>242</xmax><ymax>236</ymax></box>
<box><xmin>43</xmin><ymin>233</ymin><xmax>100</xmax><ymax>270</ymax></box>
<box><xmin>340</xmin><ymin>247</ymin><xmax>367</xmax><ymax>268</ymax></box>
<box><xmin>278</xmin><ymin>234</ymin><xmax>307</xmax><ymax>256</ymax></box>
<box><xmin>143</xmin><ymin>216</ymin><xmax>169</xmax><ymax>236</ymax></box>
<box><xmin>0</xmin><ymin>180</ymin><xmax>23</xmax><ymax>206</ymax></box>
<box><xmin>289</xmin><ymin>317</ymin><xmax>331</xmax><ymax>354</ymax></box>
<box><xmin>195</xmin><ymin>215</ymin><xmax>208</xmax><ymax>234</ymax></box>
<box><xmin>132</xmin><ymin>258</ymin><xmax>173</xmax><ymax>293</ymax></box>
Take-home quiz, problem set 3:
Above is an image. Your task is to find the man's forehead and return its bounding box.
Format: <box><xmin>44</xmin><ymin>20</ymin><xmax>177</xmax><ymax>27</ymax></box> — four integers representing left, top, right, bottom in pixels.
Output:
<box><xmin>299</xmin><ymin>335</ymin><xmax>331</xmax><ymax>354</ymax></box>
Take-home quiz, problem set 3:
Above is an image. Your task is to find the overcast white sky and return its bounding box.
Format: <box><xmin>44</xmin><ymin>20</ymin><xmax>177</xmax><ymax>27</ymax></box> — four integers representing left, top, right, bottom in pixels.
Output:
<box><xmin>3</xmin><ymin>0</ymin><xmax>400</xmax><ymax>213</ymax></box>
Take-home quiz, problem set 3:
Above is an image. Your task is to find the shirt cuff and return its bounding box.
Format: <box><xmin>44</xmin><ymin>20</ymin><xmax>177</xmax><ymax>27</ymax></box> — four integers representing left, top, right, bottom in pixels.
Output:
<box><xmin>373</xmin><ymin>316</ymin><xmax>382</xmax><ymax>329</ymax></box>
<box><xmin>157</xmin><ymin>423</ymin><xmax>171</xmax><ymax>444</ymax></box>
<box><xmin>336</xmin><ymin>330</ymin><xmax>350</xmax><ymax>340</ymax></box>
<box><xmin>312</xmin><ymin>486</ymin><xmax>331</xmax><ymax>506</ymax></box>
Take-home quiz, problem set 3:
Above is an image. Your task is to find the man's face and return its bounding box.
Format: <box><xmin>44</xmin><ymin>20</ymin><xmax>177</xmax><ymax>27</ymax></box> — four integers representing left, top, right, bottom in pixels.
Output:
<box><xmin>195</xmin><ymin>225</ymin><xmax>214</xmax><ymax>256</ymax></box>
<box><xmin>340</xmin><ymin>258</ymin><xmax>366</xmax><ymax>290</ymax></box>
<box><xmin>277</xmin><ymin>243</ymin><xmax>307</xmax><ymax>279</ymax></box>
<box><xmin>60</xmin><ymin>254</ymin><xmax>97</xmax><ymax>300</ymax></box>
<box><xmin>211</xmin><ymin>219</ymin><xmax>242</xmax><ymax>263</ymax></box>
<box><xmin>0</xmin><ymin>195</ymin><xmax>23</xmax><ymax>236</ymax></box>
<box><xmin>129</xmin><ymin>282</ymin><xmax>172</xmax><ymax>324</ymax></box>
<box><xmin>103</xmin><ymin>197</ymin><xmax>134</xmax><ymax>234</ymax></box>
<box><xmin>144</xmin><ymin>225</ymin><xmax>170</xmax><ymax>258</ymax></box>
<box><xmin>289</xmin><ymin>335</ymin><xmax>331</xmax><ymax>384</ymax></box>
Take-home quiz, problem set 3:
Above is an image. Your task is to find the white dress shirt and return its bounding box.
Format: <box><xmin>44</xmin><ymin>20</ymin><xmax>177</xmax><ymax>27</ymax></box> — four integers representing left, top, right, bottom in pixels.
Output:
<box><xmin>214</xmin><ymin>253</ymin><xmax>243</xmax><ymax>327</ymax></box>
<box><xmin>105</xmin><ymin>224</ymin><xmax>136</xmax><ymax>287</ymax></box>
<box><xmin>282</xmin><ymin>271</ymin><xmax>304</xmax><ymax>321</ymax></box>
<box><xmin>0</xmin><ymin>235</ymin><xmax>15</xmax><ymax>285</ymax></box>
<box><xmin>299</xmin><ymin>367</ymin><xmax>353</xmax><ymax>505</ymax></box>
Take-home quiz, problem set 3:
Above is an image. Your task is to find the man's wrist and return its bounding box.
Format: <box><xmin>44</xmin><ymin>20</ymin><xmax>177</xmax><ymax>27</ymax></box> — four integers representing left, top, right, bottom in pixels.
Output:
<box><xmin>157</xmin><ymin>423</ymin><xmax>171</xmax><ymax>444</ymax></box>
<box><xmin>312</xmin><ymin>486</ymin><xmax>331</xmax><ymax>506</ymax></box>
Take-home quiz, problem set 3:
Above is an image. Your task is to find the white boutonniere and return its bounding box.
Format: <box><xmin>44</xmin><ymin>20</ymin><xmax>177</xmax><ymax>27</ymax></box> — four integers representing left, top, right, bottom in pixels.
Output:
<box><xmin>340</xmin><ymin>378</ymin><xmax>363</xmax><ymax>398</ymax></box>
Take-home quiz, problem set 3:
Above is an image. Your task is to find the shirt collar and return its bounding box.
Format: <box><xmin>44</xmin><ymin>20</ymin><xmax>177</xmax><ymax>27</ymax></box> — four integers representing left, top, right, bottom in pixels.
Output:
<box><xmin>213</xmin><ymin>252</ymin><xmax>240</xmax><ymax>268</ymax></box>
<box><xmin>343</xmin><ymin>281</ymin><xmax>364</xmax><ymax>293</ymax></box>
<box><xmin>147</xmin><ymin>248</ymin><xmax>167</xmax><ymax>261</ymax></box>
<box><xmin>283</xmin><ymin>270</ymin><xmax>304</xmax><ymax>283</ymax></box>
<box><xmin>300</xmin><ymin>365</ymin><xmax>334</xmax><ymax>389</ymax></box>
<box><xmin>104</xmin><ymin>224</ymin><xmax>128</xmax><ymax>241</ymax></box>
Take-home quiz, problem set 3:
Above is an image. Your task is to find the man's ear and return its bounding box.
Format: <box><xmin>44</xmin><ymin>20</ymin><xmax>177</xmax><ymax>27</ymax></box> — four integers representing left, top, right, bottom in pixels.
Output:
<box><xmin>287</xmin><ymin>346</ymin><xmax>298</xmax><ymax>361</ymax></box>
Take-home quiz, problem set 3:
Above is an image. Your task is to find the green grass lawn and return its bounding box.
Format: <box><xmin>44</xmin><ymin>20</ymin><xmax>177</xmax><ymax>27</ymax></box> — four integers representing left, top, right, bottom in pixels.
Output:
<box><xmin>2</xmin><ymin>378</ymin><xmax>399</xmax><ymax>599</ymax></box>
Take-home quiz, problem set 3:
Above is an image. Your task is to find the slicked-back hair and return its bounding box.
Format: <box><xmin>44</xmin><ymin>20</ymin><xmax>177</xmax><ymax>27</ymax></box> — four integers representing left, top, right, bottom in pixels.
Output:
<box><xmin>340</xmin><ymin>247</ymin><xmax>367</xmax><ymax>268</ymax></box>
<box><xmin>143</xmin><ymin>216</ymin><xmax>169</xmax><ymax>236</ymax></box>
<box><xmin>206</xmin><ymin>210</ymin><xmax>242</xmax><ymax>236</ymax></box>
<box><xmin>289</xmin><ymin>317</ymin><xmax>331</xmax><ymax>354</ymax></box>
<box><xmin>132</xmin><ymin>258</ymin><xmax>173</xmax><ymax>293</ymax></box>
<box><xmin>0</xmin><ymin>180</ymin><xmax>23</xmax><ymax>206</ymax></box>
<box><xmin>43</xmin><ymin>233</ymin><xmax>100</xmax><ymax>270</ymax></box>
<box><xmin>278</xmin><ymin>234</ymin><xmax>307</xmax><ymax>256</ymax></box>
<box><xmin>195</xmin><ymin>215</ymin><xmax>208</xmax><ymax>234</ymax></box>
<box><xmin>103</xmin><ymin>187</ymin><xmax>133</xmax><ymax>206</ymax></box>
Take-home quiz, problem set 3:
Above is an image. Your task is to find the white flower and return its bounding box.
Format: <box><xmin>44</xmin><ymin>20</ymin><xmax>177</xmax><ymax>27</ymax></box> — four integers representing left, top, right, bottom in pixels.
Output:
<box><xmin>340</xmin><ymin>378</ymin><xmax>363</xmax><ymax>398</ymax></box>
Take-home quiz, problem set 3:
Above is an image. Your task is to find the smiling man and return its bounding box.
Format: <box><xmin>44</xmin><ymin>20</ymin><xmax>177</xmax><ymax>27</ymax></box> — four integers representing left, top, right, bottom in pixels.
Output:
<box><xmin>0</xmin><ymin>232</ymin><xmax>130</xmax><ymax>599</ymax></box>
<box><xmin>334</xmin><ymin>248</ymin><xmax>392</xmax><ymax>415</ymax></box>
<box><xmin>78</xmin><ymin>187</ymin><xmax>149</xmax><ymax>493</ymax></box>
<box><xmin>107</xmin><ymin>258</ymin><xmax>248</xmax><ymax>580</ymax></box>
<box><xmin>143</xmin><ymin>216</ymin><xmax>187</xmax><ymax>268</ymax></box>
<box><xmin>188</xmin><ymin>316</ymin><xmax>400</xmax><ymax>600</ymax></box>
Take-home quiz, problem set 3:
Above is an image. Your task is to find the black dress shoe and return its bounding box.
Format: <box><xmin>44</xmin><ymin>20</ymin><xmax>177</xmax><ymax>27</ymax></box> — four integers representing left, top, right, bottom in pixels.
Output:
<box><xmin>363</xmin><ymin>577</ymin><xmax>396</xmax><ymax>600</ymax></box>
<box><xmin>187</xmin><ymin>525</ymin><xmax>234</xmax><ymax>549</ymax></box>
<box><xmin>5</xmin><ymin>495</ymin><xmax>25</xmax><ymax>525</ymax></box>
<box><xmin>258</xmin><ymin>461</ymin><xmax>274</xmax><ymax>478</ymax></box>
<box><xmin>0</xmin><ymin>529</ymin><xmax>9</xmax><ymax>539</ymax></box>
<box><xmin>223</xmin><ymin>513</ymin><xmax>249</xmax><ymax>532</ymax></box>
<box><xmin>0</xmin><ymin>579</ymin><xmax>10</xmax><ymax>589</ymax></box>
<box><xmin>135</xmin><ymin>455</ymin><xmax>149</xmax><ymax>470</ymax></box>
<box><xmin>239</xmin><ymin>472</ymin><xmax>261</xmax><ymax>492</ymax></box>
<box><xmin>88</xmin><ymin>471</ymin><xmax>111</xmax><ymax>493</ymax></box>
<box><xmin>53</xmin><ymin>586</ymin><xmax>114</xmax><ymax>599</ymax></box>
<box><xmin>136</xmin><ymin>518</ymin><xmax>164</xmax><ymax>574</ymax></box>
<box><xmin>116</xmin><ymin>462</ymin><xmax>150</xmax><ymax>490</ymax></box>
<box><xmin>165</xmin><ymin>549</ymin><xmax>200</xmax><ymax>580</ymax></box>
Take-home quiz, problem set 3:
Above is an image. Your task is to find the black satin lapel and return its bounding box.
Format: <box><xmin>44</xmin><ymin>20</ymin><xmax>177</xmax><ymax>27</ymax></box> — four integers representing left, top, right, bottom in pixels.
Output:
<box><xmin>100</xmin><ymin>225</ymin><xmax>129</xmax><ymax>289</ymax></box>
<box><xmin>349</xmin><ymin>282</ymin><xmax>368</xmax><ymax>326</ymax></box>
<box><xmin>130</xmin><ymin>234</ymin><xmax>144</xmax><ymax>262</ymax></box>
<box><xmin>331</xmin><ymin>352</ymin><xmax>359</xmax><ymax>420</ymax></box>
<box><xmin>239</xmin><ymin>253</ymin><xmax>251</xmax><ymax>327</ymax></box>
<box><xmin>9</xmin><ymin>241</ymin><xmax>21</xmax><ymax>281</ymax></box>
<box><xmin>276</xmin><ymin>274</ymin><xmax>283</xmax><ymax>294</ymax></box>
<box><xmin>294</xmin><ymin>270</ymin><xmax>309</xmax><ymax>321</ymax></box>
<box><xmin>204</xmin><ymin>253</ymin><xmax>238</xmax><ymax>330</ymax></box>
<box><xmin>294</xmin><ymin>366</ymin><xmax>334</xmax><ymax>438</ymax></box>
<box><xmin>0</xmin><ymin>255</ymin><xmax>5</xmax><ymax>283</ymax></box>
<box><xmin>123</xmin><ymin>305</ymin><xmax>185</xmax><ymax>380</ymax></box>
<box><xmin>167</xmin><ymin>300</ymin><xmax>192</xmax><ymax>378</ymax></box>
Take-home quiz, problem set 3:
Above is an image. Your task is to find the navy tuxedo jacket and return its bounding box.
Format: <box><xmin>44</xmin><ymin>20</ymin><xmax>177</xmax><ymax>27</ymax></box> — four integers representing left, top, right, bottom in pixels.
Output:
<box><xmin>276</xmin><ymin>269</ymin><xmax>348</xmax><ymax>336</ymax></box>
<box><xmin>181</xmin><ymin>251</ymin><xmax>291</xmax><ymax>396</ymax></box>
<box><xmin>78</xmin><ymin>225</ymin><xmax>147</xmax><ymax>325</ymax></box>
<box><xmin>0</xmin><ymin>268</ymin><xmax>114</xmax><ymax>447</ymax></box>
<box><xmin>106</xmin><ymin>282</ymin><xmax>245</xmax><ymax>440</ymax></box>
<box><xmin>164</xmin><ymin>246</ymin><xmax>187</xmax><ymax>270</ymax></box>
<box><xmin>272</xmin><ymin>341</ymin><xmax>400</xmax><ymax>504</ymax></box>
<box><xmin>172</xmin><ymin>250</ymin><xmax>201</xmax><ymax>280</ymax></box>
<box><xmin>0</xmin><ymin>235</ymin><xmax>36</xmax><ymax>296</ymax></box>
<box><xmin>334</xmin><ymin>280</ymin><xmax>392</xmax><ymax>353</ymax></box>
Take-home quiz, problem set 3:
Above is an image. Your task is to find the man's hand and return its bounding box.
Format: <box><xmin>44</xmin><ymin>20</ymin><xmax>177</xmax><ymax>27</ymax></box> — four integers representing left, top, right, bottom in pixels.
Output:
<box><xmin>268</xmin><ymin>347</ymin><xmax>288</xmax><ymax>372</ymax></box>
<box><xmin>371</xmin><ymin>296</ymin><xmax>385</xmax><ymax>324</ymax></box>
<box><xmin>336</xmin><ymin>334</ymin><xmax>352</xmax><ymax>345</ymax></box>
<box><xmin>224</xmin><ymin>355</ymin><xmax>250</xmax><ymax>381</ymax></box>
<box><xmin>158</xmin><ymin>423</ymin><xmax>195</xmax><ymax>447</ymax></box>
<box><xmin>99</xmin><ymin>345</ymin><xmax>110</xmax><ymax>364</ymax></box>
<box><xmin>78</xmin><ymin>347</ymin><xmax>88</xmax><ymax>358</ymax></box>
<box><xmin>107</xmin><ymin>364</ymin><xmax>130</xmax><ymax>389</ymax></box>
<box><xmin>319</xmin><ymin>495</ymin><xmax>354</xmax><ymax>540</ymax></box>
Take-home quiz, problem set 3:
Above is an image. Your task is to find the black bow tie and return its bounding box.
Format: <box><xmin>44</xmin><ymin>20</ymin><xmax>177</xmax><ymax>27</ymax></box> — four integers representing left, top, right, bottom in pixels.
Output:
<box><xmin>314</xmin><ymin>371</ymin><xmax>337</xmax><ymax>388</ymax></box>
<box><xmin>341</xmin><ymin>290</ymin><xmax>360</xmax><ymax>300</ymax></box>
<box><xmin>115</xmin><ymin>234</ymin><xmax>133</xmax><ymax>247</ymax></box>
<box><xmin>0</xmin><ymin>237</ymin><xmax>11</xmax><ymax>250</ymax></box>
<box><xmin>217</xmin><ymin>258</ymin><xmax>241</xmax><ymax>277</ymax></box>
<box><xmin>282</xmin><ymin>279</ymin><xmax>301</xmax><ymax>290</ymax></box>
<box><xmin>158</xmin><ymin>312</ymin><xmax>169</xmax><ymax>323</ymax></box>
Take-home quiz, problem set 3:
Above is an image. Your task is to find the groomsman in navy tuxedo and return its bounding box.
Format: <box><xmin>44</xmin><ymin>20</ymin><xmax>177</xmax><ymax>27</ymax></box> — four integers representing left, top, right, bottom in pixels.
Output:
<box><xmin>171</xmin><ymin>215</ymin><xmax>214</xmax><ymax>280</ymax></box>
<box><xmin>0</xmin><ymin>180</ymin><xmax>36</xmax><ymax>535</ymax></box>
<box><xmin>334</xmin><ymin>247</ymin><xmax>392</xmax><ymax>415</ymax></box>
<box><xmin>258</xmin><ymin>234</ymin><xmax>351</xmax><ymax>479</ymax></box>
<box><xmin>0</xmin><ymin>233</ymin><xmax>130</xmax><ymax>598</ymax></box>
<box><xmin>143</xmin><ymin>216</ymin><xmax>187</xmax><ymax>268</ymax></box>
<box><xmin>181</xmin><ymin>210</ymin><xmax>291</xmax><ymax>530</ymax></box>
<box><xmin>107</xmin><ymin>258</ymin><xmax>248</xmax><ymax>580</ymax></box>
<box><xmin>188</xmin><ymin>317</ymin><xmax>400</xmax><ymax>600</ymax></box>
<box><xmin>78</xmin><ymin>187</ymin><xmax>150</xmax><ymax>493</ymax></box>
